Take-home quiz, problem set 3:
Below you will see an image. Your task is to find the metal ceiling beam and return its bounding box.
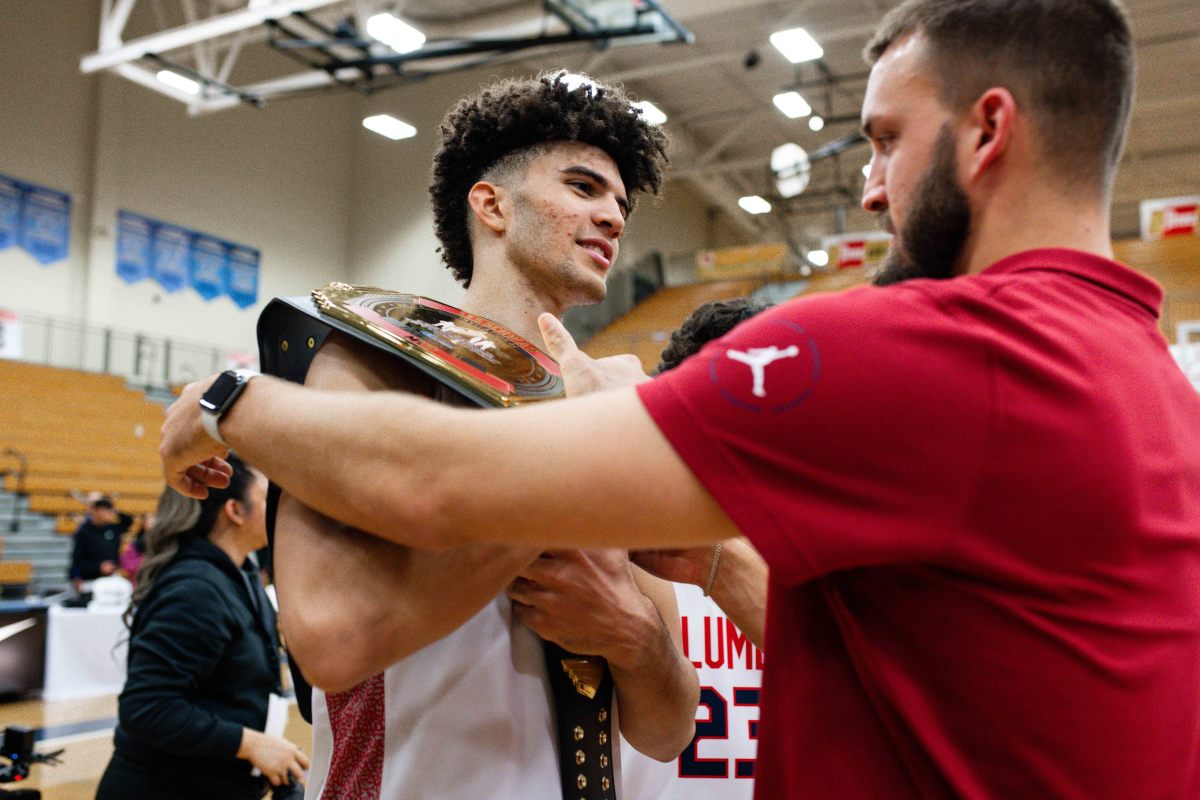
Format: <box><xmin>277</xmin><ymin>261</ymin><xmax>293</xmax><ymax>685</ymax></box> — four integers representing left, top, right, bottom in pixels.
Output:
<box><xmin>100</xmin><ymin>0</ymin><xmax>140</xmax><ymax>48</ymax></box>
<box><xmin>603</xmin><ymin>51</ymin><xmax>733</xmax><ymax>84</ymax></box>
<box><xmin>673</xmin><ymin>147</ymin><xmax>862</xmax><ymax>181</ymax></box>
<box><xmin>80</xmin><ymin>0</ymin><xmax>344</xmax><ymax>73</ymax></box>
<box><xmin>666</xmin><ymin>127</ymin><xmax>766</xmax><ymax>240</ymax></box>
<box><xmin>694</xmin><ymin>116</ymin><xmax>760</xmax><ymax>166</ymax></box>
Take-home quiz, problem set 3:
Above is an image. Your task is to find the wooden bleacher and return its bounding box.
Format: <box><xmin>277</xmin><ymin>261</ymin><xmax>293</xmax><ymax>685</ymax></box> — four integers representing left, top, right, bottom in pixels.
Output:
<box><xmin>0</xmin><ymin>361</ymin><xmax>166</xmax><ymax>539</ymax></box>
<box><xmin>584</xmin><ymin>279</ymin><xmax>765</xmax><ymax>370</ymax></box>
<box><xmin>0</xmin><ymin>560</ymin><xmax>33</xmax><ymax>586</ymax></box>
<box><xmin>1113</xmin><ymin>235</ymin><xmax>1200</xmax><ymax>343</ymax></box>
<box><xmin>582</xmin><ymin>270</ymin><xmax>874</xmax><ymax>371</ymax></box>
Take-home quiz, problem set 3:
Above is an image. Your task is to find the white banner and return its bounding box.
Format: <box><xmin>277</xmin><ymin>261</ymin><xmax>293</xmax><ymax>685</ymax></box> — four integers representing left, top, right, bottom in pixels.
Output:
<box><xmin>820</xmin><ymin>231</ymin><xmax>893</xmax><ymax>270</ymax></box>
<box><xmin>1139</xmin><ymin>195</ymin><xmax>1200</xmax><ymax>241</ymax></box>
<box><xmin>0</xmin><ymin>308</ymin><xmax>22</xmax><ymax>359</ymax></box>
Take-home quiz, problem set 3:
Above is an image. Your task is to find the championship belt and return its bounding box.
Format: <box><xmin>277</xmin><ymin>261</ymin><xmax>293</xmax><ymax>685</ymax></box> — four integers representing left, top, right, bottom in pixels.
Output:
<box><xmin>257</xmin><ymin>283</ymin><xmax>619</xmax><ymax>800</ymax></box>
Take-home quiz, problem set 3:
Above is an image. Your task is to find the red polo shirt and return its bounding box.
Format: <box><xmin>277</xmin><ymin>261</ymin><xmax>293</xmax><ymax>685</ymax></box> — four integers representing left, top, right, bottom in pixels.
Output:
<box><xmin>638</xmin><ymin>249</ymin><xmax>1200</xmax><ymax>798</ymax></box>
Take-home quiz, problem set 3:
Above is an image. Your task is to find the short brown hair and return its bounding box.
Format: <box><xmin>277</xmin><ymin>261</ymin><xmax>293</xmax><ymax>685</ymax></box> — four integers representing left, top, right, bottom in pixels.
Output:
<box><xmin>865</xmin><ymin>0</ymin><xmax>1135</xmax><ymax>192</ymax></box>
<box><xmin>430</xmin><ymin>72</ymin><xmax>669</xmax><ymax>286</ymax></box>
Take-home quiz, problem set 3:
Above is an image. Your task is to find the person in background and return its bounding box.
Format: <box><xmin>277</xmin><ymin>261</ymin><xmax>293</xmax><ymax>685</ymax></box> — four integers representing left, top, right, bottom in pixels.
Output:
<box><xmin>68</xmin><ymin>494</ymin><xmax>132</xmax><ymax>597</ymax></box>
<box><xmin>118</xmin><ymin>512</ymin><xmax>154</xmax><ymax>580</ymax></box>
<box><xmin>97</xmin><ymin>455</ymin><xmax>307</xmax><ymax>800</ymax></box>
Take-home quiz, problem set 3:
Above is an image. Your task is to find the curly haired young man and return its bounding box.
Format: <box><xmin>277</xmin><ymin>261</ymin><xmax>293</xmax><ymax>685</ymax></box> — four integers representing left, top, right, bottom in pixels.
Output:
<box><xmin>269</xmin><ymin>73</ymin><xmax>698</xmax><ymax>800</ymax></box>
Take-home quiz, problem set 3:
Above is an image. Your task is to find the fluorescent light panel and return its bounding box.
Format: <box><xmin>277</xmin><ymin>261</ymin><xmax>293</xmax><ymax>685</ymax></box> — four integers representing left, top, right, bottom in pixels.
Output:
<box><xmin>632</xmin><ymin>100</ymin><xmax>667</xmax><ymax>125</ymax></box>
<box><xmin>772</xmin><ymin>91</ymin><xmax>811</xmax><ymax>119</ymax></box>
<box><xmin>738</xmin><ymin>195</ymin><xmax>772</xmax><ymax>215</ymax></box>
<box><xmin>769</xmin><ymin>27</ymin><xmax>824</xmax><ymax>63</ymax></box>
<box><xmin>363</xmin><ymin>114</ymin><xmax>417</xmax><ymax>140</ymax></box>
<box><xmin>156</xmin><ymin>70</ymin><xmax>200</xmax><ymax>95</ymax></box>
<box><xmin>366</xmin><ymin>13</ymin><xmax>426</xmax><ymax>54</ymax></box>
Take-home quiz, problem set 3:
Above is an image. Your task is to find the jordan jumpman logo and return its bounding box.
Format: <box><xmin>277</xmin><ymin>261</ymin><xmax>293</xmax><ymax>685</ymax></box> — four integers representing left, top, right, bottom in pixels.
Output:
<box><xmin>726</xmin><ymin>345</ymin><xmax>800</xmax><ymax>398</ymax></box>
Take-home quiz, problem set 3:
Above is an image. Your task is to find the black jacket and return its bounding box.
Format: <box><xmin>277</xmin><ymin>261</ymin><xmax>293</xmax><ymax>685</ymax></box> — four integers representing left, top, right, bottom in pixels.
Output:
<box><xmin>68</xmin><ymin>513</ymin><xmax>132</xmax><ymax>580</ymax></box>
<box><xmin>106</xmin><ymin>535</ymin><xmax>281</xmax><ymax>800</ymax></box>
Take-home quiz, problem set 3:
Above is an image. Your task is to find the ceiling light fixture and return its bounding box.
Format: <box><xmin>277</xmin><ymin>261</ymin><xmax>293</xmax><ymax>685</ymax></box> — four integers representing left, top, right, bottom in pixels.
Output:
<box><xmin>808</xmin><ymin>115</ymin><xmax>825</xmax><ymax>131</ymax></box>
<box><xmin>366</xmin><ymin>12</ymin><xmax>426</xmax><ymax>54</ymax></box>
<box><xmin>362</xmin><ymin>114</ymin><xmax>417</xmax><ymax>140</ymax></box>
<box><xmin>632</xmin><ymin>100</ymin><xmax>667</xmax><ymax>125</ymax></box>
<box><xmin>771</xmin><ymin>143</ymin><xmax>811</xmax><ymax>198</ymax></box>
<box><xmin>738</xmin><ymin>195</ymin><xmax>772</xmax><ymax>215</ymax></box>
<box><xmin>862</xmin><ymin>163</ymin><xmax>872</xmax><ymax>178</ymax></box>
<box><xmin>772</xmin><ymin>91</ymin><xmax>811</xmax><ymax>119</ymax></box>
<box><xmin>769</xmin><ymin>27</ymin><xmax>824</xmax><ymax>63</ymax></box>
<box><xmin>156</xmin><ymin>70</ymin><xmax>200</xmax><ymax>95</ymax></box>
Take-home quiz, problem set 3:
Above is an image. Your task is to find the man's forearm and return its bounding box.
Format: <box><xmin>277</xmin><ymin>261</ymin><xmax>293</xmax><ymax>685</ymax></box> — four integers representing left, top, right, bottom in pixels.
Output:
<box><xmin>709</xmin><ymin>538</ymin><xmax>768</xmax><ymax>649</ymax></box>
<box><xmin>608</xmin><ymin>600</ymin><xmax>700</xmax><ymax>761</ymax></box>
<box><xmin>277</xmin><ymin>495</ymin><xmax>540</xmax><ymax>692</ymax></box>
<box><xmin>165</xmin><ymin>373</ymin><xmax>736</xmax><ymax>552</ymax></box>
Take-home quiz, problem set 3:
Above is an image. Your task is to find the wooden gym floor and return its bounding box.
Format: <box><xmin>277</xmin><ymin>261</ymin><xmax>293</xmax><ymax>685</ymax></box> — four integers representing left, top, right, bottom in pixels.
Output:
<box><xmin>0</xmin><ymin>693</ymin><xmax>312</xmax><ymax>800</ymax></box>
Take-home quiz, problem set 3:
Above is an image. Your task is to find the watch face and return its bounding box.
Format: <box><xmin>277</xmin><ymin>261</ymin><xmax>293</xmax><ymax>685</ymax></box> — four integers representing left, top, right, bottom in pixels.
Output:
<box><xmin>200</xmin><ymin>371</ymin><xmax>242</xmax><ymax>413</ymax></box>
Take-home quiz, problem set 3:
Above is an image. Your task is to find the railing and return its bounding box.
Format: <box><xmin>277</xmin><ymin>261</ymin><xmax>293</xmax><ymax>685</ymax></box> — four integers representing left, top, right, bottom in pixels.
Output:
<box><xmin>0</xmin><ymin>310</ymin><xmax>238</xmax><ymax>389</ymax></box>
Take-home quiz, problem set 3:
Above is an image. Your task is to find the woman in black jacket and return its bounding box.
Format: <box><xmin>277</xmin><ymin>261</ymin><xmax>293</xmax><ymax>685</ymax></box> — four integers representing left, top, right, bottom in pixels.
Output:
<box><xmin>96</xmin><ymin>454</ymin><xmax>308</xmax><ymax>799</ymax></box>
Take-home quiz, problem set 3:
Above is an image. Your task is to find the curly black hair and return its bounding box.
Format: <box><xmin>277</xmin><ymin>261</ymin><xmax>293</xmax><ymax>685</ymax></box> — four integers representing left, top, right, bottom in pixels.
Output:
<box><xmin>430</xmin><ymin>72</ymin><xmax>670</xmax><ymax>286</ymax></box>
<box><xmin>656</xmin><ymin>298</ymin><xmax>772</xmax><ymax>374</ymax></box>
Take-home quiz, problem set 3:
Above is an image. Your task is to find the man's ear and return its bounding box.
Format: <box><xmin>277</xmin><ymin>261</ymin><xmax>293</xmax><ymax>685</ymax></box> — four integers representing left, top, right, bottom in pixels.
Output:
<box><xmin>224</xmin><ymin>498</ymin><xmax>246</xmax><ymax>526</ymax></box>
<box><xmin>966</xmin><ymin>87</ymin><xmax>1016</xmax><ymax>181</ymax></box>
<box><xmin>467</xmin><ymin>180</ymin><xmax>509</xmax><ymax>234</ymax></box>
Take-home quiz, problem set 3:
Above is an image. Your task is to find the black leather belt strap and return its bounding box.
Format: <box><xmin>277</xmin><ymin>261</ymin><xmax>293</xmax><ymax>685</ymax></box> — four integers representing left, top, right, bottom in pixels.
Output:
<box><xmin>544</xmin><ymin>641</ymin><xmax>618</xmax><ymax>800</ymax></box>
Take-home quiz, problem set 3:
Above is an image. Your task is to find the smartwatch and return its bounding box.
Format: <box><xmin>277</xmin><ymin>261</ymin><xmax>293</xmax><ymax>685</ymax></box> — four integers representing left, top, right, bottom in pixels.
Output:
<box><xmin>199</xmin><ymin>368</ymin><xmax>260</xmax><ymax>446</ymax></box>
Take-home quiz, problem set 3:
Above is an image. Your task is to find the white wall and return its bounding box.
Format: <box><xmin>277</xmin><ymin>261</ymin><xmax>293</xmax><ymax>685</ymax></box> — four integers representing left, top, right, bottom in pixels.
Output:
<box><xmin>0</xmin><ymin>3</ymin><xmax>357</xmax><ymax>361</ymax></box>
<box><xmin>83</xmin><ymin>75</ymin><xmax>357</xmax><ymax>353</ymax></box>
<box><xmin>0</xmin><ymin>2</ymin><xmax>100</xmax><ymax>318</ymax></box>
<box><xmin>0</xmin><ymin>5</ymin><xmax>715</xmax><ymax>366</ymax></box>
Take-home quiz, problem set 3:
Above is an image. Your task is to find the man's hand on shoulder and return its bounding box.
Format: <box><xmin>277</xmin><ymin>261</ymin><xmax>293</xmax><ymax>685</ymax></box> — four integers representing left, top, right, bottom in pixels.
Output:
<box><xmin>160</xmin><ymin>374</ymin><xmax>233</xmax><ymax>498</ymax></box>
<box><xmin>538</xmin><ymin>313</ymin><xmax>649</xmax><ymax>396</ymax></box>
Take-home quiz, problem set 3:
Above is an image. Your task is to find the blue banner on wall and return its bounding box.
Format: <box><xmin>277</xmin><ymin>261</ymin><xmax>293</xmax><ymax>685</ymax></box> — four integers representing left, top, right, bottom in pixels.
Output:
<box><xmin>20</xmin><ymin>186</ymin><xmax>71</xmax><ymax>265</ymax></box>
<box><xmin>115</xmin><ymin>210</ymin><xmax>259</xmax><ymax>308</ymax></box>
<box><xmin>189</xmin><ymin>234</ymin><xmax>227</xmax><ymax>301</ymax></box>
<box><xmin>116</xmin><ymin>211</ymin><xmax>153</xmax><ymax>284</ymax></box>
<box><xmin>0</xmin><ymin>177</ymin><xmax>21</xmax><ymax>251</ymax></box>
<box><xmin>151</xmin><ymin>223</ymin><xmax>191</xmax><ymax>293</ymax></box>
<box><xmin>0</xmin><ymin>173</ymin><xmax>71</xmax><ymax>265</ymax></box>
<box><xmin>225</xmin><ymin>245</ymin><xmax>260</xmax><ymax>309</ymax></box>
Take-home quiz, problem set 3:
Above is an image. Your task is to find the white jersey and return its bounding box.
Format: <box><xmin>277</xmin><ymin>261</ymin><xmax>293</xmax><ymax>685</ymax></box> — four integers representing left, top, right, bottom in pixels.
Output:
<box><xmin>622</xmin><ymin>584</ymin><xmax>763</xmax><ymax>800</ymax></box>
<box><xmin>305</xmin><ymin>593</ymin><xmax>568</xmax><ymax>800</ymax></box>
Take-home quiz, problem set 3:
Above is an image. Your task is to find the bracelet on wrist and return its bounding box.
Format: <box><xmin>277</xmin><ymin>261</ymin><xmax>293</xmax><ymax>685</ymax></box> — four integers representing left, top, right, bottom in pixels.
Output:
<box><xmin>703</xmin><ymin>542</ymin><xmax>723</xmax><ymax>597</ymax></box>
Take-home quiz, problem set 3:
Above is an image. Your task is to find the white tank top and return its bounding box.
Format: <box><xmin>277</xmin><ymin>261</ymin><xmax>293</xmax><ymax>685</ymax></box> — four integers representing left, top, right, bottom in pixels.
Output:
<box><xmin>305</xmin><ymin>593</ymin><xmax>565</xmax><ymax>799</ymax></box>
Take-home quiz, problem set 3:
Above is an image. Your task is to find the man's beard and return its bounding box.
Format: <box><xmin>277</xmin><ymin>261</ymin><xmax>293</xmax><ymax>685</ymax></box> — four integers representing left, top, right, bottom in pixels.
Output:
<box><xmin>872</xmin><ymin>124</ymin><xmax>971</xmax><ymax>287</ymax></box>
